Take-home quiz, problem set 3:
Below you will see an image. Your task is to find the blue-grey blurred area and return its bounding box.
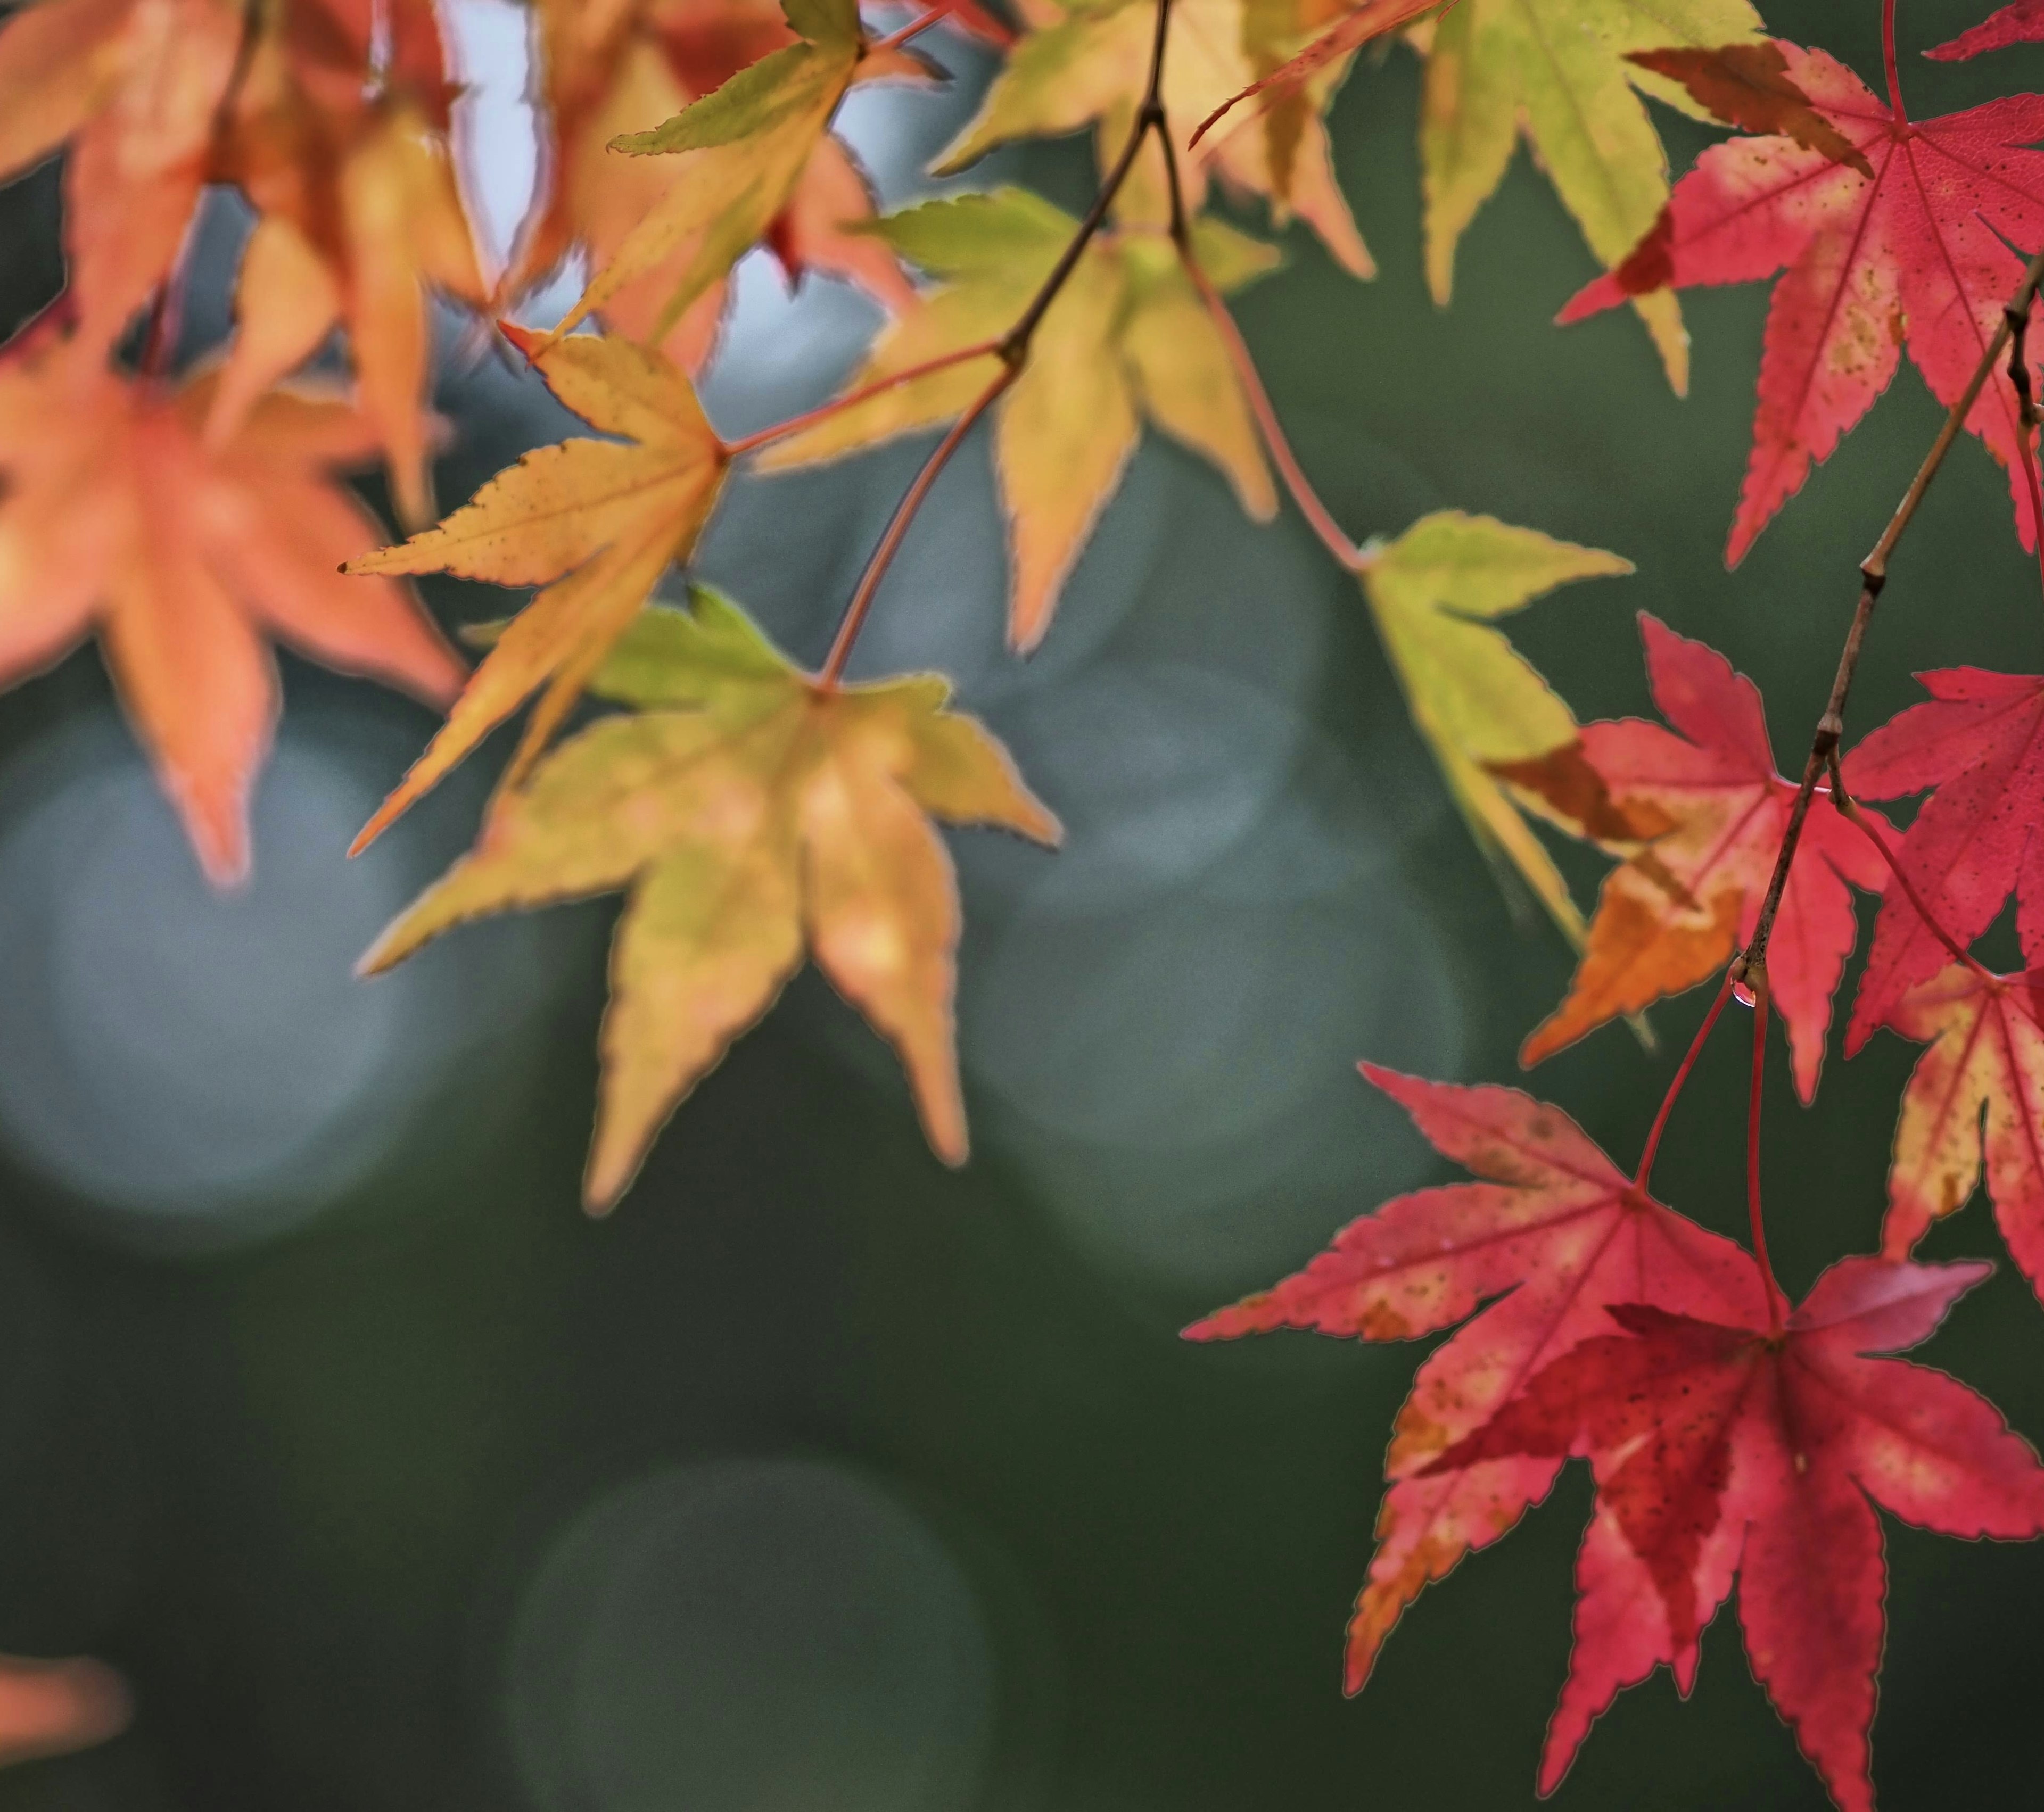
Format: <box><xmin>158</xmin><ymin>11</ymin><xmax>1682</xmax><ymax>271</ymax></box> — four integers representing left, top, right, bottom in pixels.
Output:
<box><xmin>1</xmin><ymin>1</ymin><xmax>2043</xmax><ymax>1809</ymax></box>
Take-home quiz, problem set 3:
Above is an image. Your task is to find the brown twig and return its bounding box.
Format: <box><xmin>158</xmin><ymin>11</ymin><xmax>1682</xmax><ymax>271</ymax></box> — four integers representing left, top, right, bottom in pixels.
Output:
<box><xmin>815</xmin><ymin>0</ymin><xmax>1178</xmax><ymax>684</ymax></box>
<box><xmin>1730</xmin><ymin>243</ymin><xmax>2044</xmax><ymax>989</ymax></box>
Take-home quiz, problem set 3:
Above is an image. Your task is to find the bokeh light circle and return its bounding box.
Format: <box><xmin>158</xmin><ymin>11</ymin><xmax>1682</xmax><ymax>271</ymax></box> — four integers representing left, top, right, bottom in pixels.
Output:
<box><xmin>504</xmin><ymin>1457</ymin><xmax>997</xmax><ymax>1812</ymax></box>
<box><xmin>0</xmin><ymin>710</ymin><xmax>557</xmax><ymax>1250</ymax></box>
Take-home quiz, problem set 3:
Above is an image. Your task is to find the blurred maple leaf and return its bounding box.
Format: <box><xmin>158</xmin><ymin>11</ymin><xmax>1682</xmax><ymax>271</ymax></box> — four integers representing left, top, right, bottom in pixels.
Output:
<box><xmin>1881</xmin><ymin>964</ymin><xmax>2044</xmax><ymax>1299</ymax></box>
<box><xmin>0</xmin><ymin>0</ymin><xmax>243</xmax><ymax>351</ymax></box>
<box><xmin>1187</xmin><ymin>1066</ymin><xmax>1765</xmax><ymax>1692</ymax></box>
<box><xmin>0</xmin><ymin>332</ymin><xmax>461</xmax><ymax>883</ymax></box>
<box><xmin>1510</xmin><ymin>615</ymin><xmax>1889</xmax><ymax>1101</ymax></box>
<box><xmin>0</xmin><ymin>1655</ymin><xmax>129</xmax><ymax>1768</ymax></box>
<box><xmin>1358</xmin><ymin>509</ymin><xmax>1630</xmax><ymax>949</ymax></box>
<box><xmin>0</xmin><ymin>0</ymin><xmax>486</xmax><ymax>528</ymax></box>
<box><xmin>205</xmin><ymin>0</ymin><xmax>487</xmax><ymax>527</ymax></box>
<box><xmin>1433</xmin><ymin>1257</ymin><xmax>2044</xmax><ymax>1811</ymax></box>
<box><xmin>758</xmin><ymin>187</ymin><xmax>1279</xmax><ymax>647</ymax></box>
<box><xmin>1420</xmin><ymin>0</ymin><xmax>1762</xmax><ymax>393</ymax></box>
<box><xmin>345</xmin><ymin>325</ymin><xmax>729</xmax><ymax>848</ymax></box>
<box><xmin>541</xmin><ymin>0</ymin><xmax>928</xmax><ymax>352</ymax></box>
<box><xmin>505</xmin><ymin>0</ymin><xmax>926</xmax><ymax>373</ymax></box>
<box><xmin>1562</xmin><ymin>38</ymin><xmax>2044</xmax><ymax>565</ymax></box>
<box><xmin>935</xmin><ymin>0</ymin><xmax>1377</xmax><ymax>279</ymax></box>
<box><xmin>363</xmin><ymin>588</ymin><xmax>1059</xmax><ymax>1208</ymax></box>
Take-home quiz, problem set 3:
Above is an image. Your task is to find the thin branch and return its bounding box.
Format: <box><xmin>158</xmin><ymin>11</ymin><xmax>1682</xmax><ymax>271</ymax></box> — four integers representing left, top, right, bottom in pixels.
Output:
<box><xmin>723</xmin><ymin>341</ymin><xmax>1002</xmax><ymax>457</ymax></box>
<box><xmin>1731</xmin><ymin>243</ymin><xmax>2044</xmax><ymax>986</ymax></box>
<box><xmin>1631</xmin><ymin>974</ymin><xmax>1735</xmax><ymax>1195</ymax></box>
<box><xmin>814</xmin><ymin>0</ymin><xmax>1177</xmax><ymax>683</ymax></box>
<box><xmin>819</xmin><ymin>366</ymin><xmax>1015</xmax><ymax>685</ymax></box>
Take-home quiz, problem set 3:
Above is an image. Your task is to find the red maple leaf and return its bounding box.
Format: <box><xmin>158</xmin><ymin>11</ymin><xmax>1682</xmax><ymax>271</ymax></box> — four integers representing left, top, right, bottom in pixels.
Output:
<box><xmin>1430</xmin><ymin>1256</ymin><xmax>2044</xmax><ymax>1812</ymax></box>
<box><xmin>1185</xmin><ymin>1065</ymin><xmax>1765</xmax><ymax>1692</ymax></box>
<box><xmin>1513</xmin><ymin>615</ymin><xmax>1889</xmax><ymax>1102</ymax></box>
<box><xmin>1925</xmin><ymin>1</ymin><xmax>2044</xmax><ymax>61</ymax></box>
<box><xmin>1559</xmin><ymin>38</ymin><xmax>2044</xmax><ymax>567</ymax></box>
<box><xmin>1840</xmin><ymin>668</ymin><xmax>2044</xmax><ymax>1045</ymax></box>
<box><xmin>1880</xmin><ymin>963</ymin><xmax>2044</xmax><ymax>1299</ymax></box>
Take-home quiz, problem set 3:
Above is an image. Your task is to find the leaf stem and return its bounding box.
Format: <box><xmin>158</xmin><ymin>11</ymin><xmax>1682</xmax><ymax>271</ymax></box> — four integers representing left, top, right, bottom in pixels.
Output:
<box><xmin>1178</xmin><ymin>255</ymin><xmax>1372</xmax><ymax>571</ymax></box>
<box><xmin>1730</xmin><ymin>243</ymin><xmax>2044</xmax><ymax>988</ymax></box>
<box><xmin>1747</xmin><ymin>969</ymin><xmax>1784</xmax><ymax>1336</ymax></box>
<box><xmin>814</xmin><ymin>0</ymin><xmax>1177</xmax><ymax>682</ymax></box>
<box><xmin>818</xmin><ymin>366</ymin><xmax>1016</xmax><ymax>685</ymax></box>
<box><xmin>869</xmin><ymin>7</ymin><xmax>950</xmax><ymax>51</ymax></box>
<box><xmin>1832</xmin><ymin>787</ymin><xmax>1996</xmax><ymax>982</ymax></box>
<box><xmin>1631</xmin><ymin>974</ymin><xmax>1735</xmax><ymax>1196</ymax></box>
<box><xmin>723</xmin><ymin>341</ymin><xmax>1003</xmax><ymax>456</ymax></box>
<box><xmin>1883</xmin><ymin>0</ymin><xmax>1906</xmax><ymax>122</ymax></box>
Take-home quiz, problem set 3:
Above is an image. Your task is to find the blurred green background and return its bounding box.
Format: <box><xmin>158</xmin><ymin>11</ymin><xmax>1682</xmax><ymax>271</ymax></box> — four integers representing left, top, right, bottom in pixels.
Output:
<box><xmin>3</xmin><ymin>0</ymin><xmax>2044</xmax><ymax>1806</ymax></box>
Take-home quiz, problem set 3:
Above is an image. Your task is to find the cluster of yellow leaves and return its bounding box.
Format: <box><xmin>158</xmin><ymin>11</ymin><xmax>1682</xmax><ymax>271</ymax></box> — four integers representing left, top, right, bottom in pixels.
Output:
<box><xmin>0</xmin><ymin>0</ymin><xmax>1781</xmax><ymax>1202</ymax></box>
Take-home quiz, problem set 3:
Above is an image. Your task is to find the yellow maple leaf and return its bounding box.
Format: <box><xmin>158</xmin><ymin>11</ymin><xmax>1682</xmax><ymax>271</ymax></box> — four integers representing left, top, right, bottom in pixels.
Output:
<box><xmin>345</xmin><ymin>326</ymin><xmax>730</xmax><ymax>848</ymax></box>
<box><xmin>1360</xmin><ymin>510</ymin><xmax>1631</xmax><ymax>946</ymax></box>
<box><xmin>507</xmin><ymin>0</ymin><xmax>917</xmax><ymax>374</ymax></box>
<box><xmin>543</xmin><ymin>0</ymin><xmax>926</xmax><ymax>352</ymax></box>
<box><xmin>363</xmin><ymin>588</ymin><xmax>1060</xmax><ymax>1209</ymax></box>
<box><xmin>1418</xmin><ymin>0</ymin><xmax>1762</xmax><ymax>392</ymax></box>
<box><xmin>759</xmin><ymin>187</ymin><xmax>1280</xmax><ymax>648</ymax></box>
<box><xmin>936</xmin><ymin>0</ymin><xmax>1375</xmax><ymax>277</ymax></box>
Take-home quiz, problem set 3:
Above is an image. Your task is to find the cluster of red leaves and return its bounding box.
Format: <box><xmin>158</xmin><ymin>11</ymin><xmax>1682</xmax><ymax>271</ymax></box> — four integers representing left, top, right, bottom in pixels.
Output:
<box><xmin>1191</xmin><ymin>10</ymin><xmax>2044</xmax><ymax>1800</ymax></box>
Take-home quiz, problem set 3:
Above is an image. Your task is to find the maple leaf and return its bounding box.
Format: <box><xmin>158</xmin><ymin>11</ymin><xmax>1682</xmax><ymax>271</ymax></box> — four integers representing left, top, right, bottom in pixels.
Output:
<box><xmin>1358</xmin><ymin>509</ymin><xmax>1630</xmax><ymax>946</ymax></box>
<box><xmin>1925</xmin><ymin>0</ymin><xmax>2044</xmax><ymax>61</ymax></box>
<box><xmin>756</xmin><ymin>188</ymin><xmax>1280</xmax><ymax>648</ymax></box>
<box><xmin>541</xmin><ymin>0</ymin><xmax>925</xmax><ymax>354</ymax></box>
<box><xmin>1430</xmin><ymin>1256</ymin><xmax>2044</xmax><ymax>1811</ymax></box>
<box><xmin>1841</xmin><ymin>669</ymin><xmax>2044</xmax><ymax>1047</ymax></box>
<box><xmin>1418</xmin><ymin>0</ymin><xmax>1763</xmax><ymax>394</ymax></box>
<box><xmin>361</xmin><ymin>587</ymin><xmax>1059</xmax><ymax>1208</ymax></box>
<box><xmin>505</xmin><ymin>0</ymin><xmax>919</xmax><ymax>375</ymax></box>
<box><xmin>1186</xmin><ymin>1066</ymin><xmax>1766</xmax><ymax>1693</ymax></box>
<box><xmin>1512</xmin><ymin>614</ymin><xmax>1889</xmax><ymax>1102</ymax></box>
<box><xmin>1562</xmin><ymin>38</ymin><xmax>2044</xmax><ymax>566</ymax></box>
<box><xmin>0</xmin><ymin>1655</ymin><xmax>129</xmax><ymax>1768</ymax></box>
<box><xmin>0</xmin><ymin>0</ymin><xmax>487</xmax><ymax>528</ymax></box>
<box><xmin>205</xmin><ymin>0</ymin><xmax>488</xmax><ymax>527</ymax></box>
<box><xmin>932</xmin><ymin>0</ymin><xmax>1378</xmax><ymax>280</ymax></box>
<box><xmin>0</xmin><ymin>332</ymin><xmax>462</xmax><ymax>884</ymax></box>
<box><xmin>344</xmin><ymin>325</ymin><xmax>729</xmax><ymax>848</ymax></box>
<box><xmin>0</xmin><ymin>0</ymin><xmax>243</xmax><ymax>351</ymax></box>
<box><xmin>1881</xmin><ymin>964</ymin><xmax>2044</xmax><ymax>1301</ymax></box>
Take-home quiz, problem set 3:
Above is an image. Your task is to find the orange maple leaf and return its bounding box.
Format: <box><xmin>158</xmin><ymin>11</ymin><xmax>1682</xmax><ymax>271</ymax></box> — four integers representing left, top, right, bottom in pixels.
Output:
<box><xmin>0</xmin><ymin>333</ymin><xmax>462</xmax><ymax>883</ymax></box>
<box><xmin>0</xmin><ymin>0</ymin><xmax>487</xmax><ymax>526</ymax></box>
